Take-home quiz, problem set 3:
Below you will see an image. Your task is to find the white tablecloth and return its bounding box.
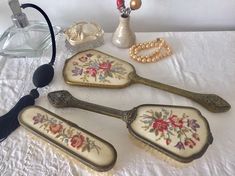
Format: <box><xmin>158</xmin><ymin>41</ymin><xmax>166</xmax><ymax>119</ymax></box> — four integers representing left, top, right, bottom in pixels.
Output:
<box><xmin>0</xmin><ymin>32</ymin><xmax>235</xmax><ymax>176</ymax></box>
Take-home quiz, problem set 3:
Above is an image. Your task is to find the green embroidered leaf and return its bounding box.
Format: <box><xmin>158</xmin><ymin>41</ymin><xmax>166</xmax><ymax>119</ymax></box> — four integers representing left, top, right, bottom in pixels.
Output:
<box><xmin>142</xmin><ymin>115</ymin><xmax>155</xmax><ymax>120</ymax></box>
<box><xmin>155</xmin><ymin>137</ymin><xmax>161</xmax><ymax>141</ymax></box>
<box><xmin>142</xmin><ymin>126</ymin><xmax>148</xmax><ymax>130</ymax></box>
<box><xmin>141</xmin><ymin>120</ymin><xmax>154</xmax><ymax>124</ymax></box>
<box><xmin>94</xmin><ymin>146</ymin><xmax>101</xmax><ymax>155</ymax></box>
<box><xmin>183</xmin><ymin>128</ymin><xmax>189</xmax><ymax>133</ymax></box>
<box><xmin>154</xmin><ymin>111</ymin><xmax>162</xmax><ymax>118</ymax></box>
<box><xmin>107</xmin><ymin>71</ymin><xmax>113</xmax><ymax>78</ymax></box>
<box><xmin>82</xmin><ymin>146</ymin><xmax>87</xmax><ymax>152</ymax></box>
<box><xmin>177</xmin><ymin>132</ymin><xmax>181</xmax><ymax>138</ymax></box>
<box><xmin>155</xmin><ymin>130</ymin><xmax>159</xmax><ymax>136</ymax></box>
<box><xmin>162</xmin><ymin>108</ymin><xmax>169</xmax><ymax>116</ymax></box>
<box><xmin>104</xmin><ymin>71</ymin><xmax>108</xmax><ymax>77</ymax></box>
<box><xmin>149</xmin><ymin>128</ymin><xmax>155</xmax><ymax>133</ymax></box>
<box><xmin>168</xmin><ymin>130</ymin><xmax>175</xmax><ymax>136</ymax></box>
<box><xmin>62</xmin><ymin>128</ymin><xmax>66</xmax><ymax>133</ymax></box>
<box><xmin>55</xmin><ymin>134</ymin><xmax>61</xmax><ymax>138</ymax></box>
<box><xmin>87</xmin><ymin>144</ymin><xmax>91</xmax><ymax>152</ymax></box>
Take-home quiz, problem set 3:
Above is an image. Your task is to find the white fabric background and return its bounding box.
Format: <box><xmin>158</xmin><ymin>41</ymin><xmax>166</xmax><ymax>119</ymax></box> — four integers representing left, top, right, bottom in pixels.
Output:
<box><xmin>1</xmin><ymin>0</ymin><xmax>235</xmax><ymax>33</ymax></box>
<box><xmin>0</xmin><ymin>32</ymin><xmax>235</xmax><ymax>176</ymax></box>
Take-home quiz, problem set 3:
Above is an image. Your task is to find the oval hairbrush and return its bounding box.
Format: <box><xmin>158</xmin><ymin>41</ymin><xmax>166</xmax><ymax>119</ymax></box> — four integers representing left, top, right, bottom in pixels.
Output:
<box><xmin>63</xmin><ymin>49</ymin><xmax>230</xmax><ymax>113</ymax></box>
<box><xmin>48</xmin><ymin>90</ymin><xmax>213</xmax><ymax>163</ymax></box>
<box><xmin>18</xmin><ymin>106</ymin><xmax>117</xmax><ymax>172</ymax></box>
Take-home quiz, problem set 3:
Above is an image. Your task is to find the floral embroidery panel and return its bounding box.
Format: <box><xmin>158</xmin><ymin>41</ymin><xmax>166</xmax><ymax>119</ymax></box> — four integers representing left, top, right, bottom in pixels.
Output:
<box><xmin>32</xmin><ymin>113</ymin><xmax>101</xmax><ymax>154</ymax></box>
<box><xmin>130</xmin><ymin>106</ymin><xmax>210</xmax><ymax>158</ymax></box>
<box><xmin>64</xmin><ymin>50</ymin><xmax>134</xmax><ymax>86</ymax></box>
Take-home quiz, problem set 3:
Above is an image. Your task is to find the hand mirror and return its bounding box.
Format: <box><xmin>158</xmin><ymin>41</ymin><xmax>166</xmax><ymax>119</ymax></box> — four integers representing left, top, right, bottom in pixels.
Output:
<box><xmin>63</xmin><ymin>50</ymin><xmax>230</xmax><ymax>113</ymax></box>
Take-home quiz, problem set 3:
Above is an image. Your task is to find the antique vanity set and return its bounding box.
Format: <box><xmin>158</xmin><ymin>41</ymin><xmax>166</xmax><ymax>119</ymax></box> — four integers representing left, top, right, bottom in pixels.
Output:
<box><xmin>0</xmin><ymin>0</ymin><xmax>231</xmax><ymax>173</ymax></box>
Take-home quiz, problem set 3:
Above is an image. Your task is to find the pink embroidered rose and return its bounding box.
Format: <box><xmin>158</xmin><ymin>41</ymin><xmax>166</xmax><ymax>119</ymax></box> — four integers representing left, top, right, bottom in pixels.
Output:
<box><xmin>99</xmin><ymin>61</ymin><xmax>112</xmax><ymax>71</ymax></box>
<box><xmin>169</xmin><ymin>115</ymin><xmax>183</xmax><ymax>128</ymax></box>
<box><xmin>86</xmin><ymin>67</ymin><xmax>97</xmax><ymax>77</ymax></box>
<box><xmin>70</xmin><ymin>134</ymin><xmax>85</xmax><ymax>149</ymax></box>
<box><xmin>184</xmin><ymin>138</ymin><xmax>196</xmax><ymax>148</ymax></box>
<box><xmin>49</xmin><ymin>124</ymin><xmax>63</xmax><ymax>134</ymax></box>
<box><xmin>152</xmin><ymin>119</ymin><xmax>169</xmax><ymax>132</ymax></box>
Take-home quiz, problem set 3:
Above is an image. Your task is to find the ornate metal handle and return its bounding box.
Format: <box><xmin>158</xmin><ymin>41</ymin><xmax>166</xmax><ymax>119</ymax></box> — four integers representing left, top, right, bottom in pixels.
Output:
<box><xmin>130</xmin><ymin>73</ymin><xmax>231</xmax><ymax>113</ymax></box>
<box><xmin>47</xmin><ymin>90</ymin><xmax>130</xmax><ymax>120</ymax></box>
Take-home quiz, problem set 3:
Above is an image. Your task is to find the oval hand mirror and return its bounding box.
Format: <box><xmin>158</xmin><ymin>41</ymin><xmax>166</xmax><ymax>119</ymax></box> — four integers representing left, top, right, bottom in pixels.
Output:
<box><xmin>63</xmin><ymin>50</ymin><xmax>230</xmax><ymax>113</ymax></box>
<box><xmin>48</xmin><ymin>90</ymin><xmax>213</xmax><ymax>163</ymax></box>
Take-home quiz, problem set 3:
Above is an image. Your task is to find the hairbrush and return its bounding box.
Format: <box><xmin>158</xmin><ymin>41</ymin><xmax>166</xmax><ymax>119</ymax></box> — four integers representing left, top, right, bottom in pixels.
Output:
<box><xmin>18</xmin><ymin>106</ymin><xmax>117</xmax><ymax>172</ymax></box>
<box><xmin>48</xmin><ymin>90</ymin><xmax>213</xmax><ymax>163</ymax></box>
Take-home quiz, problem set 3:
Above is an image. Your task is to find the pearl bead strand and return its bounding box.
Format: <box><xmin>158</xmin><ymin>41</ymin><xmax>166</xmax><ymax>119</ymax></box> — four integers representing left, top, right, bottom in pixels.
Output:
<box><xmin>129</xmin><ymin>38</ymin><xmax>172</xmax><ymax>63</ymax></box>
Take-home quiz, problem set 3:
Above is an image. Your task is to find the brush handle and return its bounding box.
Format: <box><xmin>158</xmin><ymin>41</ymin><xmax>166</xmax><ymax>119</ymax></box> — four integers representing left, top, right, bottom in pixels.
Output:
<box><xmin>47</xmin><ymin>90</ymin><xmax>131</xmax><ymax>121</ymax></box>
<box><xmin>130</xmin><ymin>73</ymin><xmax>231</xmax><ymax>113</ymax></box>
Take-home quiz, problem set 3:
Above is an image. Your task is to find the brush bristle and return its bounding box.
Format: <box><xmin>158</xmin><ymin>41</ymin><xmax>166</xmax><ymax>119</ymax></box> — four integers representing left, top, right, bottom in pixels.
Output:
<box><xmin>25</xmin><ymin>130</ymin><xmax>115</xmax><ymax>175</ymax></box>
<box><xmin>128</xmin><ymin>134</ymin><xmax>193</xmax><ymax>168</ymax></box>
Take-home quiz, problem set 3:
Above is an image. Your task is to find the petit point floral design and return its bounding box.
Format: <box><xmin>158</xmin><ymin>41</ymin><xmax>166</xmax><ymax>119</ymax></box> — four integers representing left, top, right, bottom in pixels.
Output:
<box><xmin>140</xmin><ymin>109</ymin><xmax>200</xmax><ymax>150</ymax></box>
<box><xmin>71</xmin><ymin>53</ymin><xmax>127</xmax><ymax>83</ymax></box>
<box><xmin>32</xmin><ymin>113</ymin><xmax>101</xmax><ymax>154</ymax></box>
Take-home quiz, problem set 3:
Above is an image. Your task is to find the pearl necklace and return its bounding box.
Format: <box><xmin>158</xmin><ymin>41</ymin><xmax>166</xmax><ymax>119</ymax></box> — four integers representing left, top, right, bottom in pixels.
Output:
<box><xmin>129</xmin><ymin>38</ymin><xmax>172</xmax><ymax>63</ymax></box>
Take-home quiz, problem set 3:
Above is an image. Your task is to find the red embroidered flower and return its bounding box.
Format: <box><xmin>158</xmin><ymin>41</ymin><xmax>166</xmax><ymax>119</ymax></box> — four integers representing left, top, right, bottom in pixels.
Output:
<box><xmin>49</xmin><ymin>124</ymin><xmax>63</xmax><ymax>134</ymax></box>
<box><xmin>152</xmin><ymin>119</ymin><xmax>169</xmax><ymax>132</ymax></box>
<box><xmin>192</xmin><ymin>133</ymin><xmax>200</xmax><ymax>141</ymax></box>
<box><xmin>166</xmin><ymin>138</ymin><xmax>171</xmax><ymax>145</ymax></box>
<box><xmin>86</xmin><ymin>67</ymin><xmax>97</xmax><ymax>77</ymax></box>
<box><xmin>184</xmin><ymin>138</ymin><xmax>196</xmax><ymax>148</ymax></box>
<box><xmin>169</xmin><ymin>115</ymin><xmax>183</xmax><ymax>128</ymax></box>
<box><xmin>99</xmin><ymin>61</ymin><xmax>112</xmax><ymax>71</ymax></box>
<box><xmin>70</xmin><ymin>134</ymin><xmax>85</xmax><ymax>149</ymax></box>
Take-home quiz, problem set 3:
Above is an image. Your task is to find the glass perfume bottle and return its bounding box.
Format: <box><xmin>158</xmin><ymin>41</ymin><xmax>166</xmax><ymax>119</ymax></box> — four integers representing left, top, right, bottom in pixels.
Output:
<box><xmin>0</xmin><ymin>0</ymin><xmax>60</xmax><ymax>57</ymax></box>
